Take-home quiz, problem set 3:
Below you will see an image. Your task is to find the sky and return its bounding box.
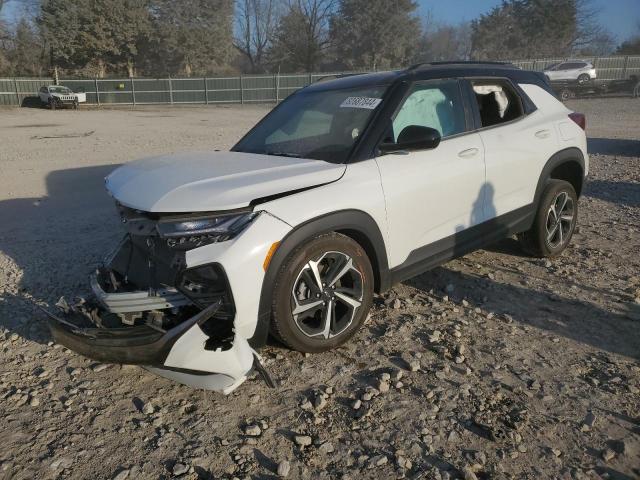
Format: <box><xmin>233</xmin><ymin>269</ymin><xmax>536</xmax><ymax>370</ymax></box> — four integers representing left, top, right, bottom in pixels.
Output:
<box><xmin>2</xmin><ymin>0</ymin><xmax>639</xmax><ymax>43</ymax></box>
<box><xmin>419</xmin><ymin>0</ymin><xmax>639</xmax><ymax>42</ymax></box>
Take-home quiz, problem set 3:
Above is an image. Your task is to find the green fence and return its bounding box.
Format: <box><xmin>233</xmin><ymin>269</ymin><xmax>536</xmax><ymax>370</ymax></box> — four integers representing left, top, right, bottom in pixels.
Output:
<box><xmin>2</xmin><ymin>56</ymin><xmax>639</xmax><ymax>107</ymax></box>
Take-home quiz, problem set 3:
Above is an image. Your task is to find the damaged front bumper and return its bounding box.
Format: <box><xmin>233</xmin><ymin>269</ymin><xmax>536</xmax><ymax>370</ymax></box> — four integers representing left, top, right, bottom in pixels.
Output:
<box><xmin>45</xmin><ymin>301</ymin><xmax>265</xmax><ymax>394</ymax></box>
<box><xmin>45</xmin><ymin>209</ymin><xmax>290</xmax><ymax>393</ymax></box>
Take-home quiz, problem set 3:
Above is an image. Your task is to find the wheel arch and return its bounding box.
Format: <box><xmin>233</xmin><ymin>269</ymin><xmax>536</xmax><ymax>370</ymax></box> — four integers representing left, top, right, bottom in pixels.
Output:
<box><xmin>249</xmin><ymin>209</ymin><xmax>389</xmax><ymax>348</ymax></box>
<box><xmin>534</xmin><ymin>147</ymin><xmax>585</xmax><ymax>206</ymax></box>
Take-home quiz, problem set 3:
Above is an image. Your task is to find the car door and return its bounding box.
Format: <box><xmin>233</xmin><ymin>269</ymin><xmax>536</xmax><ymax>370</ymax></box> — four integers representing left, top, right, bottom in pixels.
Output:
<box><xmin>565</xmin><ymin>62</ymin><xmax>584</xmax><ymax>80</ymax></box>
<box><xmin>375</xmin><ymin>79</ymin><xmax>487</xmax><ymax>268</ymax></box>
<box><xmin>466</xmin><ymin>78</ymin><xmax>559</xmax><ymax>220</ymax></box>
<box><xmin>550</xmin><ymin>63</ymin><xmax>571</xmax><ymax>81</ymax></box>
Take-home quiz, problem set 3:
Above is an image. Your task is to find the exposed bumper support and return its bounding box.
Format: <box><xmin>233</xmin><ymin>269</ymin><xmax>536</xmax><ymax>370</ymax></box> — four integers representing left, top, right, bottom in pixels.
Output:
<box><xmin>90</xmin><ymin>273</ymin><xmax>191</xmax><ymax>314</ymax></box>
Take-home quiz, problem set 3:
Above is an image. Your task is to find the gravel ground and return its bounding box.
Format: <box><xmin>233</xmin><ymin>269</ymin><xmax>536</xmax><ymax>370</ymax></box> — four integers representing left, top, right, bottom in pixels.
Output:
<box><xmin>0</xmin><ymin>99</ymin><xmax>639</xmax><ymax>480</ymax></box>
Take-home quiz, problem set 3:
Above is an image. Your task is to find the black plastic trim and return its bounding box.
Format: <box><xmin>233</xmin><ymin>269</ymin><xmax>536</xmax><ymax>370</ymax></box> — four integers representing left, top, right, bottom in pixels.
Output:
<box><xmin>249</xmin><ymin>209</ymin><xmax>388</xmax><ymax>347</ymax></box>
<box><xmin>47</xmin><ymin>301</ymin><xmax>222</xmax><ymax>365</ymax></box>
<box><xmin>389</xmin><ymin>204</ymin><xmax>535</xmax><ymax>285</ymax></box>
<box><xmin>533</xmin><ymin>147</ymin><xmax>585</xmax><ymax>202</ymax></box>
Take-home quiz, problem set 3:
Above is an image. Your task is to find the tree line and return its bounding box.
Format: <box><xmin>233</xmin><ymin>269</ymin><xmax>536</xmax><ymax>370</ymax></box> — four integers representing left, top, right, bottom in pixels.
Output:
<box><xmin>0</xmin><ymin>0</ymin><xmax>637</xmax><ymax>78</ymax></box>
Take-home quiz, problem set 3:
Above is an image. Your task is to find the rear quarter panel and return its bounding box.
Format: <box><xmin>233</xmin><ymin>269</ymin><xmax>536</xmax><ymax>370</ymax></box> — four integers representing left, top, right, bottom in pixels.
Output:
<box><xmin>519</xmin><ymin>83</ymin><xmax>589</xmax><ymax>176</ymax></box>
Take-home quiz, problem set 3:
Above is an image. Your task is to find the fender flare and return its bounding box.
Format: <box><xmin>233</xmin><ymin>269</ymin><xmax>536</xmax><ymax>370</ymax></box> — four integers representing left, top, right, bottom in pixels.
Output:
<box><xmin>249</xmin><ymin>209</ymin><xmax>389</xmax><ymax>347</ymax></box>
<box><xmin>533</xmin><ymin>147</ymin><xmax>585</xmax><ymax>207</ymax></box>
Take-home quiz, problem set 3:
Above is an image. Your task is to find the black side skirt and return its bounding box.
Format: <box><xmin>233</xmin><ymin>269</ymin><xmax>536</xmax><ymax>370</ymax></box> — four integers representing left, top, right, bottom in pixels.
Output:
<box><xmin>388</xmin><ymin>204</ymin><xmax>535</xmax><ymax>286</ymax></box>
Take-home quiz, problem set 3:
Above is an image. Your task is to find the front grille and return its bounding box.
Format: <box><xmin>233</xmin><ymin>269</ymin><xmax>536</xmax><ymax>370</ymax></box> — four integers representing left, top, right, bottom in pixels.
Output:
<box><xmin>108</xmin><ymin>235</ymin><xmax>186</xmax><ymax>290</ymax></box>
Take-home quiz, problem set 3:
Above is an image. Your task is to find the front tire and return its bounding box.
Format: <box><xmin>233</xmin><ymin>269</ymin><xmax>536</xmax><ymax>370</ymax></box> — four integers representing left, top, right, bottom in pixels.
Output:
<box><xmin>49</xmin><ymin>99</ymin><xmax>56</xmax><ymax>110</ymax></box>
<box><xmin>577</xmin><ymin>73</ymin><xmax>590</xmax><ymax>84</ymax></box>
<box><xmin>270</xmin><ymin>233</ymin><xmax>374</xmax><ymax>353</ymax></box>
<box><xmin>518</xmin><ymin>179</ymin><xmax>578</xmax><ymax>258</ymax></box>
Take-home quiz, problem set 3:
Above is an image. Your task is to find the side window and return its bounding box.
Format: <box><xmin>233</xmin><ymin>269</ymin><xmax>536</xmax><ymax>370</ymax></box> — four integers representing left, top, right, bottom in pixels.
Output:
<box><xmin>471</xmin><ymin>80</ymin><xmax>525</xmax><ymax>128</ymax></box>
<box><xmin>392</xmin><ymin>79</ymin><xmax>466</xmax><ymax>141</ymax></box>
<box><xmin>557</xmin><ymin>63</ymin><xmax>571</xmax><ymax>70</ymax></box>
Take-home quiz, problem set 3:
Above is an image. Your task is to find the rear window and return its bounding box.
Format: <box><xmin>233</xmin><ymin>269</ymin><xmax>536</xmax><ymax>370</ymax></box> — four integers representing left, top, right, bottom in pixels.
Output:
<box><xmin>470</xmin><ymin>80</ymin><xmax>525</xmax><ymax>128</ymax></box>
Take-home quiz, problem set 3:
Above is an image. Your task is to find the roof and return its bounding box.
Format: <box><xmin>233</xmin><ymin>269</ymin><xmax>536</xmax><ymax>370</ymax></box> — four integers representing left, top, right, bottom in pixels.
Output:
<box><xmin>304</xmin><ymin>71</ymin><xmax>403</xmax><ymax>92</ymax></box>
<box><xmin>302</xmin><ymin>62</ymin><xmax>553</xmax><ymax>96</ymax></box>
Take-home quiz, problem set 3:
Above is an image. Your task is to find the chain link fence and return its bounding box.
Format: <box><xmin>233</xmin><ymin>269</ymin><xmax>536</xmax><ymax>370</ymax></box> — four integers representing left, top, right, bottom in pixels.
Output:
<box><xmin>2</xmin><ymin>56</ymin><xmax>639</xmax><ymax>107</ymax></box>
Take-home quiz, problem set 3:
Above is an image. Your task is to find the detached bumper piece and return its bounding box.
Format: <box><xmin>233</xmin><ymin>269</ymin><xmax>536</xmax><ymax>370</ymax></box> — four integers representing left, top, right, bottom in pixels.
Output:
<box><xmin>44</xmin><ymin>234</ymin><xmax>272</xmax><ymax>394</ymax></box>
<box><xmin>45</xmin><ymin>301</ymin><xmax>269</xmax><ymax>394</ymax></box>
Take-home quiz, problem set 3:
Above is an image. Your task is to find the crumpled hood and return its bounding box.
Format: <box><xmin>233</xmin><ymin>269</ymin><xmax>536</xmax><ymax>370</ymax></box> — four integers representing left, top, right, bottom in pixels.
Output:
<box><xmin>105</xmin><ymin>151</ymin><xmax>346</xmax><ymax>212</ymax></box>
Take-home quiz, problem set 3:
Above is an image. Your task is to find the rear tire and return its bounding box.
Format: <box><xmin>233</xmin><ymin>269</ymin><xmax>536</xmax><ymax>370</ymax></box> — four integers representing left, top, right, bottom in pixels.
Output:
<box><xmin>270</xmin><ymin>233</ymin><xmax>373</xmax><ymax>353</ymax></box>
<box><xmin>560</xmin><ymin>88</ymin><xmax>573</xmax><ymax>101</ymax></box>
<box><xmin>518</xmin><ymin>179</ymin><xmax>578</xmax><ymax>258</ymax></box>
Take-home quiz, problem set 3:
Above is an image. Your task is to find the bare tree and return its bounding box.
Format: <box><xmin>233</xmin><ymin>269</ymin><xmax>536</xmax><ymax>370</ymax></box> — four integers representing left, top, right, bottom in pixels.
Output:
<box><xmin>615</xmin><ymin>19</ymin><xmax>640</xmax><ymax>55</ymax></box>
<box><xmin>235</xmin><ymin>0</ymin><xmax>281</xmax><ymax>72</ymax></box>
<box><xmin>269</xmin><ymin>0</ymin><xmax>336</xmax><ymax>72</ymax></box>
<box><xmin>416</xmin><ymin>20</ymin><xmax>472</xmax><ymax>63</ymax></box>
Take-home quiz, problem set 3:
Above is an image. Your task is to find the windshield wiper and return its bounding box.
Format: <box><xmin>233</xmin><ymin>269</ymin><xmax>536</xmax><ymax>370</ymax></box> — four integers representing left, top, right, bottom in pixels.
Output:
<box><xmin>264</xmin><ymin>151</ymin><xmax>302</xmax><ymax>158</ymax></box>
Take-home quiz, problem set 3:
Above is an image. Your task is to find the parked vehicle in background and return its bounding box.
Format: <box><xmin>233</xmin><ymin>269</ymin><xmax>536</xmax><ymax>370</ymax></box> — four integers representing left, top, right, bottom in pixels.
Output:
<box><xmin>73</xmin><ymin>87</ymin><xmax>87</xmax><ymax>103</ymax></box>
<box><xmin>38</xmin><ymin>85</ymin><xmax>79</xmax><ymax>110</ymax></box>
<box><xmin>551</xmin><ymin>74</ymin><xmax>640</xmax><ymax>101</ymax></box>
<box><xmin>46</xmin><ymin>62</ymin><xmax>588</xmax><ymax>394</ymax></box>
<box><xmin>544</xmin><ymin>61</ymin><xmax>597</xmax><ymax>83</ymax></box>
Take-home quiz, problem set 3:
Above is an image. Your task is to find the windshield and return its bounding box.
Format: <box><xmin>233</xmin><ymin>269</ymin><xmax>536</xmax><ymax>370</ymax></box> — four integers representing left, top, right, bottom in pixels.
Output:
<box><xmin>50</xmin><ymin>86</ymin><xmax>72</xmax><ymax>94</ymax></box>
<box><xmin>233</xmin><ymin>86</ymin><xmax>388</xmax><ymax>163</ymax></box>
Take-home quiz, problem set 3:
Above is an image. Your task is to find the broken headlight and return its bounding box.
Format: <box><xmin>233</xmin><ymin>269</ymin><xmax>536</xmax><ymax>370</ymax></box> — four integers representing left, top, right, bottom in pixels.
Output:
<box><xmin>156</xmin><ymin>212</ymin><xmax>257</xmax><ymax>250</ymax></box>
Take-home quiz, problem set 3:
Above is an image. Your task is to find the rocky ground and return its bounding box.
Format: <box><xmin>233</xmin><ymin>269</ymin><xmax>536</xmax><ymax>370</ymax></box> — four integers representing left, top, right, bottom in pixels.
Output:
<box><xmin>0</xmin><ymin>98</ymin><xmax>639</xmax><ymax>480</ymax></box>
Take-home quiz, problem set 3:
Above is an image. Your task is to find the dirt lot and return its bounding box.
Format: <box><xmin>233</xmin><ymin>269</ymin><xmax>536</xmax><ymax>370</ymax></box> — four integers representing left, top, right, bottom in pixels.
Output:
<box><xmin>0</xmin><ymin>99</ymin><xmax>639</xmax><ymax>480</ymax></box>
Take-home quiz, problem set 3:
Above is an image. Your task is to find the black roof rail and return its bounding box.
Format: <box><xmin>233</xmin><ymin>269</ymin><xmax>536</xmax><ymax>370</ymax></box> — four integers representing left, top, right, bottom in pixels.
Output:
<box><xmin>314</xmin><ymin>72</ymin><xmax>367</xmax><ymax>83</ymax></box>
<box><xmin>406</xmin><ymin>61</ymin><xmax>516</xmax><ymax>71</ymax></box>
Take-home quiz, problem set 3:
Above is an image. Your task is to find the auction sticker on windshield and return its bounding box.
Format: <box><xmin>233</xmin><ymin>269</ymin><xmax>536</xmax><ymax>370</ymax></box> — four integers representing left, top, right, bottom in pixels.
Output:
<box><xmin>340</xmin><ymin>97</ymin><xmax>382</xmax><ymax>109</ymax></box>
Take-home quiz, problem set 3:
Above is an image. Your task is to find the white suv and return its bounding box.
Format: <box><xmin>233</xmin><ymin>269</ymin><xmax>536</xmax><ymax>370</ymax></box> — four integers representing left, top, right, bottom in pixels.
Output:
<box><xmin>544</xmin><ymin>61</ymin><xmax>597</xmax><ymax>83</ymax></box>
<box><xmin>47</xmin><ymin>62</ymin><xmax>588</xmax><ymax>393</ymax></box>
<box><xmin>38</xmin><ymin>85</ymin><xmax>79</xmax><ymax>109</ymax></box>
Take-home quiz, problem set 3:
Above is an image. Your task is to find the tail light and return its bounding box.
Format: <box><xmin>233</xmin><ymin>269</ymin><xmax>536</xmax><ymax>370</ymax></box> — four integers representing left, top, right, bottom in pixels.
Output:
<box><xmin>568</xmin><ymin>112</ymin><xmax>586</xmax><ymax>130</ymax></box>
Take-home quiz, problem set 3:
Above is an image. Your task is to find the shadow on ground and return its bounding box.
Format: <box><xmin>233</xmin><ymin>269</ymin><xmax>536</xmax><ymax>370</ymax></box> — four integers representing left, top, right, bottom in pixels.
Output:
<box><xmin>584</xmin><ymin>179</ymin><xmax>640</xmax><ymax>208</ymax></box>
<box><xmin>0</xmin><ymin>164</ymin><xmax>120</xmax><ymax>344</ymax></box>
<box><xmin>405</xmin><ymin>266</ymin><xmax>640</xmax><ymax>360</ymax></box>
<box><xmin>587</xmin><ymin>137</ymin><xmax>640</xmax><ymax>157</ymax></box>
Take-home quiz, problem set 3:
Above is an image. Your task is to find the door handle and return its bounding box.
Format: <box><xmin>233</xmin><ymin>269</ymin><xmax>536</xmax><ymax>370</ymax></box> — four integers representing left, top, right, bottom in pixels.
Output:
<box><xmin>535</xmin><ymin>129</ymin><xmax>551</xmax><ymax>139</ymax></box>
<box><xmin>458</xmin><ymin>148</ymin><xmax>479</xmax><ymax>158</ymax></box>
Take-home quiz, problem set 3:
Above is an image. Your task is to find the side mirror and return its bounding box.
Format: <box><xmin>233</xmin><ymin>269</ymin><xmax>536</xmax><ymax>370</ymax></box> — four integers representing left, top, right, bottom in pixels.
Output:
<box><xmin>379</xmin><ymin>125</ymin><xmax>441</xmax><ymax>154</ymax></box>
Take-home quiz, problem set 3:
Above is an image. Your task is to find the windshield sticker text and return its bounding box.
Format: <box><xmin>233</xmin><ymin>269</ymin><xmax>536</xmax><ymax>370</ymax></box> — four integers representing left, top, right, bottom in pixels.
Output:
<box><xmin>340</xmin><ymin>97</ymin><xmax>382</xmax><ymax>109</ymax></box>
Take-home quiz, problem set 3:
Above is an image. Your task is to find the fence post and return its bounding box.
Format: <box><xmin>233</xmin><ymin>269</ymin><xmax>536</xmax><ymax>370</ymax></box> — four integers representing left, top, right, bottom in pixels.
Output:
<box><xmin>240</xmin><ymin>75</ymin><xmax>244</xmax><ymax>104</ymax></box>
<box><xmin>275</xmin><ymin>73</ymin><xmax>279</xmax><ymax>103</ymax></box>
<box><xmin>623</xmin><ymin>56</ymin><xmax>629</xmax><ymax>80</ymax></box>
<box><xmin>308</xmin><ymin>73</ymin><xmax>313</xmax><ymax>86</ymax></box>
<box><xmin>131</xmin><ymin>77</ymin><xmax>136</xmax><ymax>106</ymax></box>
<box><xmin>95</xmin><ymin>78</ymin><xmax>100</xmax><ymax>106</ymax></box>
<box><xmin>204</xmin><ymin>77</ymin><xmax>208</xmax><ymax>104</ymax></box>
<box><xmin>13</xmin><ymin>78</ymin><xmax>20</xmax><ymax>106</ymax></box>
<box><xmin>169</xmin><ymin>76</ymin><xmax>174</xmax><ymax>104</ymax></box>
